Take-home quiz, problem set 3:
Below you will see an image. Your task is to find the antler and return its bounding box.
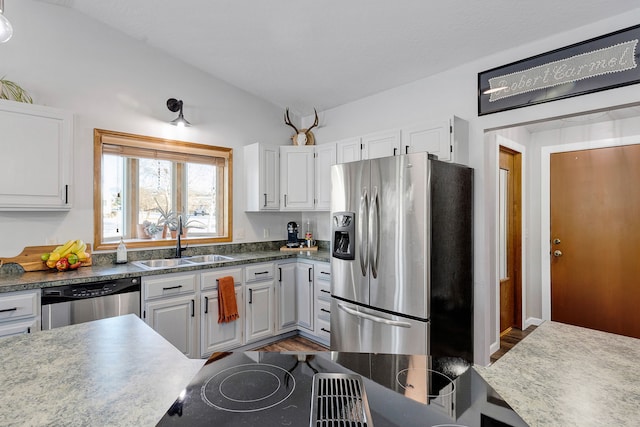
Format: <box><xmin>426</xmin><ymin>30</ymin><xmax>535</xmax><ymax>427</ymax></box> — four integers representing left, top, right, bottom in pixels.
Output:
<box><xmin>284</xmin><ymin>108</ymin><xmax>299</xmax><ymax>134</ymax></box>
<box><xmin>305</xmin><ymin>108</ymin><xmax>319</xmax><ymax>134</ymax></box>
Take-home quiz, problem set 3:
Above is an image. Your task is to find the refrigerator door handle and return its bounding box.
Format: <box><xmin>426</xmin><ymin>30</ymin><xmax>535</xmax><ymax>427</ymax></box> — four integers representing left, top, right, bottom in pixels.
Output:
<box><xmin>369</xmin><ymin>186</ymin><xmax>380</xmax><ymax>278</ymax></box>
<box><xmin>359</xmin><ymin>187</ymin><xmax>369</xmax><ymax>276</ymax></box>
<box><xmin>337</xmin><ymin>302</ymin><xmax>412</xmax><ymax>328</ymax></box>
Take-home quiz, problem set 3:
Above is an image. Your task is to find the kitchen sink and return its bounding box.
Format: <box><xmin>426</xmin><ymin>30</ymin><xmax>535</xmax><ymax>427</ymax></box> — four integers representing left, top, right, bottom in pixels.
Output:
<box><xmin>133</xmin><ymin>258</ymin><xmax>195</xmax><ymax>270</ymax></box>
<box><xmin>186</xmin><ymin>254</ymin><xmax>235</xmax><ymax>264</ymax></box>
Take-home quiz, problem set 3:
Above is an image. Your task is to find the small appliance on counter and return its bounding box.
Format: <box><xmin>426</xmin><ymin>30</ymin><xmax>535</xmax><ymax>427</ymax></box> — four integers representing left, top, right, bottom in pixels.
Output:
<box><xmin>286</xmin><ymin>221</ymin><xmax>299</xmax><ymax>247</ymax></box>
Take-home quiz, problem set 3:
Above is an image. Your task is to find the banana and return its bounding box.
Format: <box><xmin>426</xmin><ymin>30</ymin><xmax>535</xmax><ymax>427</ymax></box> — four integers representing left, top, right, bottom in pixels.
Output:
<box><xmin>54</xmin><ymin>239</ymin><xmax>75</xmax><ymax>255</ymax></box>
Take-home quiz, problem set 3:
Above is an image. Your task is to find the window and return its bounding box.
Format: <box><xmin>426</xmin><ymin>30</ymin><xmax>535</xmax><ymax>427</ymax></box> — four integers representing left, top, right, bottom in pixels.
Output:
<box><xmin>93</xmin><ymin>129</ymin><xmax>232</xmax><ymax>250</ymax></box>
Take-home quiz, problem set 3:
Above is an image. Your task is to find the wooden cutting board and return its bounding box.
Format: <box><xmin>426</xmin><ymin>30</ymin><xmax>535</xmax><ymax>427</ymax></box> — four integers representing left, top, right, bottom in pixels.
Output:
<box><xmin>280</xmin><ymin>245</ymin><xmax>318</xmax><ymax>252</ymax></box>
<box><xmin>0</xmin><ymin>244</ymin><xmax>92</xmax><ymax>271</ymax></box>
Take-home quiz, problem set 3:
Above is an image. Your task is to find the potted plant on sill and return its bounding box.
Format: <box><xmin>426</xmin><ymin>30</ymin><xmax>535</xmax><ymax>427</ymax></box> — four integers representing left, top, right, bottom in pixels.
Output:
<box><xmin>170</xmin><ymin>215</ymin><xmax>206</xmax><ymax>238</ymax></box>
<box><xmin>153</xmin><ymin>196</ymin><xmax>178</xmax><ymax>239</ymax></box>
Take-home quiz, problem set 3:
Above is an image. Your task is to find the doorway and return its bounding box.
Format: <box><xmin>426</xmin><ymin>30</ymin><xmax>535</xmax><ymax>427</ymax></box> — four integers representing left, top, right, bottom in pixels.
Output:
<box><xmin>550</xmin><ymin>144</ymin><xmax>640</xmax><ymax>338</ymax></box>
<box><xmin>498</xmin><ymin>146</ymin><xmax>522</xmax><ymax>335</ymax></box>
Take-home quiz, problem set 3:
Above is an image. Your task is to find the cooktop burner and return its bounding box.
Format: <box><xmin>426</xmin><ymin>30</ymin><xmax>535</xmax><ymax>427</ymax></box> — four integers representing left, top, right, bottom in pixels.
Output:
<box><xmin>200</xmin><ymin>363</ymin><xmax>295</xmax><ymax>413</ymax></box>
<box><xmin>396</xmin><ymin>368</ymin><xmax>455</xmax><ymax>401</ymax></box>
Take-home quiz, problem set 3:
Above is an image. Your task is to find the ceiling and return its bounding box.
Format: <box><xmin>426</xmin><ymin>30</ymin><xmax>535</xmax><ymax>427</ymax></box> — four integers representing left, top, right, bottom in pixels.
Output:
<box><xmin>39</xmin><ymin>0</ymin><xmax>639</xmax><ymax>116</ymax></box>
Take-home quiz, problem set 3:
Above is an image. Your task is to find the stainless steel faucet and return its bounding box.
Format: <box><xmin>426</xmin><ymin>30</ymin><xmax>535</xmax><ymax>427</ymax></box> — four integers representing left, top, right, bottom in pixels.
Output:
<box><xmin>175</xmin><ymin>215</ymin><xmax>186</xmax><ymax>258</ymax></box>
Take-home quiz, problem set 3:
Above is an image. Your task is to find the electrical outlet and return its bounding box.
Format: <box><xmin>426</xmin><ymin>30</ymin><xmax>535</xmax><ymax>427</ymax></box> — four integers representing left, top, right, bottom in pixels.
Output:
<box><xmin>236</xmin><ymin>228</ymin><xmax>245</xmax><ymax>240</ymax></box>
<box><xmin>263</xmin><ymin>228</ymin><xmax>270</xmax><ymax>238</ymax></box>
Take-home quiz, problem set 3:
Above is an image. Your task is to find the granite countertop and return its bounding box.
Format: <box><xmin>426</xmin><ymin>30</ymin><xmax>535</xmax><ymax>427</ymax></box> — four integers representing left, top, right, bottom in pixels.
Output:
<box><xmin>0</xmin><ymin>314</ymin><xmax>204</xmax><ymax>427</ymax></box>
<box><xmin>0</xmin><ymin>248</ymin><xmax>331</xmax><ymax>293</ymax></box>
<box><xmin>476</xmin><ymin>321</ymin><xmax>640</xmax><ymax>427</ymax></box>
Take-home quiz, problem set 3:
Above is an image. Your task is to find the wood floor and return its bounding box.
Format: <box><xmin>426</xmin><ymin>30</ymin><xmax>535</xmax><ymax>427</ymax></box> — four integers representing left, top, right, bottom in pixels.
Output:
<box><xmin>251</xmin><ymin>327</ymin><xmax>536</xmax><ymax>362</ymax></box>
<box><xmin>491</xmin><ymin>325</ymin><xmax>537</xmax><ymax>364</ymax></box>
<box><xmin>252</xmin><ymin>335</ymin><xmax>328</xmax><ymax>352</ymax></box>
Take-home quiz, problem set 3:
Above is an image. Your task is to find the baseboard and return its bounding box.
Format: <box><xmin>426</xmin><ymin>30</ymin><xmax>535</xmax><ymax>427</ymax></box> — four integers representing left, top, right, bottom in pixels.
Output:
<box><xmin>524</xmin><ymin>317</ymin><xmax>544</xmax><ymax>329</ymax></box>
<box><xmin>489</xmin><ymin>340</ymin><xmax>500</xmax><ymax>355</ymax></box>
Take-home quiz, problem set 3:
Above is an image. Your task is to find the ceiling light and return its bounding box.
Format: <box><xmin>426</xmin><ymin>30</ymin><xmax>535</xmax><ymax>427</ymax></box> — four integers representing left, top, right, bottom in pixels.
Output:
<box><xmin>0</xmin><ymin>0</ymin><xmax>13</xmax><ymax>43</ymax></box>
<box><xmin>166</xmin><ymin>98</ymin><xmax>191</xmax><ymax>127</ymax></box>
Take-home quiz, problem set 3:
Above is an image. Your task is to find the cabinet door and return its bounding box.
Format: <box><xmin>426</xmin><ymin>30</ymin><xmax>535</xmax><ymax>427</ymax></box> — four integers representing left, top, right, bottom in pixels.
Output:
<box><xmin>314</xmin><ymin>144</ymin><xmax>336</xmax><ymax>211</ymax></box>
<box><xmin>245</xmin><ymin>281</ymin><xmax>274</xmax><ymax>343</ymax></box>
<box><xmin>362</xmin><ymin>129</ymin><xmax>401</xmax><ymax>160</ymax></box>
<box><xmin>276</xmin><ymin>263</ymin><xmax>297</xmax><ymax>332</ymax></box>
<box><xmin>201</xmin><ymin>286</ymin><xmax>244</xmax><ymax>356</ymax></box>
<box><xmin>0</xmin><ymin>100</ymin><xmax>73</xmax><ymax>210</ymax></box>
<box><xmin>401</xmin><ymin>119</ymin><xmax>451</xmax><ymax>161</ymax></box>
<box><xmin>244</xmin><ymin>143</ymin><xmax>280</xmax><ymax>211</ymax></box>
<box><xmin>280</xmin><ymin>146</ymin><xmax>315</xmax><ymax>211</ymax></box>
<box><xmin>145</xmin><ymin>295</ymin><xmax>197</xmax><ymax>358</ymax></box>
<box><xmin>336</xmin><ymin>137</ymin><xmax>362</xmax><ymax>164</ymax></box>
<box><xmin>295</xmin><ymin>263</ymin><xmax>314</xmax><ymax>331</ymax></box>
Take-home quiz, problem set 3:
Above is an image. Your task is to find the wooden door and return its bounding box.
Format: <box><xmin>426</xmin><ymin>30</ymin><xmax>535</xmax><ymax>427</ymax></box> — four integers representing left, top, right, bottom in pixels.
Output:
<box><xmin>499</xmin><ymin>147</ymin><xmax>522</xmax><ymax>334</ymax></box>
<box><xmin>550</xmin><ymin>144</ymin><xmax>640</xmax><ymax>338</ymax></box>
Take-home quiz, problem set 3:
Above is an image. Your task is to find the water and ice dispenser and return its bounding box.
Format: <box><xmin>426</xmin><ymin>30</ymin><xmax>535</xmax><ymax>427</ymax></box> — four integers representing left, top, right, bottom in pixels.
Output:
<box><xmin>332</xmin><ymin>212</ymin><xmax>355</xmax><ymax>260</ymax></box>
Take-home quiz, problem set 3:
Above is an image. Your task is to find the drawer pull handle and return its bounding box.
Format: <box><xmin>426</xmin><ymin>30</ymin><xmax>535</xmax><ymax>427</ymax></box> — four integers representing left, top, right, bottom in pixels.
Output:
<box><xmin>320</xmin><ymin>289</ymin><xmax>331</xmax><ymax>294</ymax></box>
<box><xmin>320</xmin><ymin>308</ymin><xmax>331</xmax><ymax>314</ymax></box>
<box><xmin>321</xmin><ymin>328</ymin><xmax>331</xmax><ymax>333</ymax></box>
<box><xmin>204</xmin><ymin>296</ymin><xmax>209</xmax><ymax>314</ymax></box>
<box><xmin>254</xmin><ymin>271</ymin><xmax>269</xmax><ymax>276</ymax></box>
<box><xmin>162</xmin><ymin>285</ymin><xmax>183</xmax><ymax>291</ymax></box>
<box><xmin>0</xmin><ymin>307</ymin><xmax>18</xmax><ymax>313</ymax></box>
<box><xmin>320</xmin><ymin>271</ymin><xmax>331</xmax><ymax>276</ymax></box>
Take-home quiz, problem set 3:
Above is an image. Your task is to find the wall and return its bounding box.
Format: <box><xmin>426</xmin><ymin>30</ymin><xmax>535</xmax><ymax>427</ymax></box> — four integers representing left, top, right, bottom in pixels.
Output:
<box><xmin>0</xmin><ymin>0</ymin><xmax>297</xmax><ymax>256</ymax></box>
<box><xmin>307</xmin><ymin>9</ymin><xmax>640</xmax><ymax>365</ymax></box>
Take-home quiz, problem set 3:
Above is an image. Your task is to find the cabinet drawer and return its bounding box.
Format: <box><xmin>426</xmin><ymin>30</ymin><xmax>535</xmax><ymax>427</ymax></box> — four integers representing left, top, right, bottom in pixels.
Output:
<box><xmin>0</xmin><ymin>291</ymin><xmax>38</xmax><ymax>322</ymax></box>
<box><xmin>316</xmin><ymin>318</ymin><xmax>331</xmax><ymax>341</ymax></box>
<box><xmin>245</xmin><ymin>263</ymin><xmax>274</xmax><ymax>282</ymax></box>
<box><xmin>317</xmin><ymin>299</ymin><xmax>331</xmax><ymax>322</ymax></box>
<box><xmin>201</xmin><ymin>268</ymin><xmax>243</xmax><ymax>290</ymax></box>
<box><xmin>317</xmin><ymin>280</ymin><xmax>331</xmax><ymax>302</ymax></box>
<box><xmin>314</xmin><ymin>263</ymin><xmax>331</xmax><ymax>282</ymax></box>
<box><xmin>144</xmin><ymin>274</ymin><xmax>196</xmax><ymax>300</ymax></box>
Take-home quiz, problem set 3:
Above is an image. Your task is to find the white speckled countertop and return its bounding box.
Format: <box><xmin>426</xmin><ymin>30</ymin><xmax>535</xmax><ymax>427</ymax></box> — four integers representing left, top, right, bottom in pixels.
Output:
<box><xmin>0</xmin><ymin>314</ymin><xmax>204</xmax><ymax>427</ymax></box>
<box><xmin>476</xmin><ymin>321</ymin><xmax>640</xmax><ymax>427</ymax></box>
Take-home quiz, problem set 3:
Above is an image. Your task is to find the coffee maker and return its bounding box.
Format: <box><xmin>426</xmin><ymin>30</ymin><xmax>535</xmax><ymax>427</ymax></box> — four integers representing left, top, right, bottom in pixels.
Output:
<box><xmin>286</xmin><ymin>221</ymin><xmax>299</xmax><ymax>247</ymax></box>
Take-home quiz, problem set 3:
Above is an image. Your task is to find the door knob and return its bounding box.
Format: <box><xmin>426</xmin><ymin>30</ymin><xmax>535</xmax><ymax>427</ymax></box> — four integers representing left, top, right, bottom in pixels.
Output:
<box><xmin>553</xmin><ymin>250</ymin><xmax>563</xmax><ymax>257</ymax></box>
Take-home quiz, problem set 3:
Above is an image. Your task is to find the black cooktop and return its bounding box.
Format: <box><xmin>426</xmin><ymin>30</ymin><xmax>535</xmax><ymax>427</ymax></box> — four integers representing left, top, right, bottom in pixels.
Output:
<box><xmin>156</xmin><ymin>352</ymin><xmax>528</xmax><ymax>427</ymax></box>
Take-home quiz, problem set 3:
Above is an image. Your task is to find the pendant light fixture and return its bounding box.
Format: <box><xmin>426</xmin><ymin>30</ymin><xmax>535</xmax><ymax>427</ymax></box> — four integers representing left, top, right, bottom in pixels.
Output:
<box><xmin>0</xmin><ymin>0</ymin><xmax>13</xmax><ymax>43</ymax></box>
<box><xmin>166</xmin><ymin>98</ymin><xmax>191</xmax><ymax>127</ymax></box>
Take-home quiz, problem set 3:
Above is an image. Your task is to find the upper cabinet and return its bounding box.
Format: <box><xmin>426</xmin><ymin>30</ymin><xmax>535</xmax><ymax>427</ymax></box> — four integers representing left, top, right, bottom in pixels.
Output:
<box><xmin>0</xmin><ymin>100</ymin><xmax>73</xmax><ymax>211</ymax></box>
<box><xmin>280</xmin><ymin>146</ymin><xmax>315</xmax><ymax>211</ymax></box>
<box><xmin>244</xmin><ymin>142</ymin><xmax>280</xmax><ymax>211</ymax></box>
<box><xmin>335</xmin><ymin>116</ymin><xmax>469</xmax><ymax>165</ymax></box>
<box><xmin>314</xmin><ymin>143</ymin><xmax>336</xmax><ymax>211</ymax></box>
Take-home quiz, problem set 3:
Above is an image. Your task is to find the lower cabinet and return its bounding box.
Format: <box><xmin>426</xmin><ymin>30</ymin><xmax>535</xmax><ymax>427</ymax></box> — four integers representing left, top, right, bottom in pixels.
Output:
<box><xmin>142</xmin><ymin>272</ymin><xmax>198</xmax><ymax>358</ymax></box>
<box><xmin>245</xmin><ymin>263</ymin><xmax>275</xmax><ymax>344</ymax></box>
<box><xmin>296</xmin><ymin>262</ymin><xmax>314</xmax><ymax>331</ymax></box>
<box><xmin>276</xmin><ymin>262</ymin><xmax>297</xmax><ymax>333</ymax></box>
<box><xmin>0</xmin><ymin>290</ymin><xmax>40</xmax><ymax>338</ymax></box>
<box><xmin>145</xmin><ymin>294</ymin><xmax>197</xmax><ymax>358</ymax></box>
<box><xmin>314</xmin><ymin>262</ymin><xmax>332</xmax><ymax>346</ymax></box>
<box><xmin>200</xmin><ymin>268</ymin><xmax>244</xmax><ymax>357</ymax></box>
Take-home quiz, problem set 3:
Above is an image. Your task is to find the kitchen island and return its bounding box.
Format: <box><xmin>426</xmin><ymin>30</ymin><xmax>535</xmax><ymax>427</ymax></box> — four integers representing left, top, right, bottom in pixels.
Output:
<box><xmin>477</xmin><ymin>321</ymin><xmax>640</xmax><ymax>427</ymax></box>
<box><xmin>0</xmin><ymin>314</ymin><xmax>204</xmax><ymax>427</ymax></box>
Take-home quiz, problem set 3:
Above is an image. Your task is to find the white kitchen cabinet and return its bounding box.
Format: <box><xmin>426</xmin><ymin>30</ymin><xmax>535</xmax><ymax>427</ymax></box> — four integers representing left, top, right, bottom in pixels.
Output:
<box><xmin>336</xmin><ymin>137</ymin><xmax>362</xmax><ymax>164</ymax></box>
<box><xmin>280</xmin><ymin>146</ymin><xmax>315</xmax><ymax>211</ymax></box>
<box><xmin>0</xmin><ymin>100</ymin><xmax>73</xmax><ymax>211</ymax></box>
<box><xmin>313</xmin><ymin>262</ymin><xmax>331</xmax><ymax>345</ymax></box>
<box><xmin>244</xmin><ymin>142</ymin><xmax>280</xmax><ymax>211</ymax></box>
<box><xmin>401</xmin><ymin>116</ymin><xmax>469</xmax><ymax>164</ymax></box>
<box><xmin>0</xmin><ymin>290</ymin><xmax>40</xmax><ymax>338</ymax></box>
<box><xmin>244</xmin><ymin>262</ymin><xmax>275</xmax><ymax>343</ymax></box>
<box><xmin>295</xmin><ymin>262</ymin><xmax>314</xmax><ymax>331</ymax></box>
<box><xmin>200</xmin><ymin>268</ymin><xmax>244</xmax><ymax>356</ymax></box>
<box><xmin>145</xmin><ymin>294</ymin><xmax>197</xmax><ymax>358</ymax></box>
<box><xmin>361</xmin><ymin>129</ymin><xmax>401</xmax><ymax>160</ymax></box>
<box><xmin>314</xmin><ymin>144</ymin><xmax>336</xmax><ymax>211</ymax></box>
<box><xmin>275</xmin><ymin>262</ymin><xmax>297</xmax><ymax>333</ymax></box>
<box><xmin>142</xmin><ymin>272</ymin><xmax>198</xmax><ymax>358</ymax></box>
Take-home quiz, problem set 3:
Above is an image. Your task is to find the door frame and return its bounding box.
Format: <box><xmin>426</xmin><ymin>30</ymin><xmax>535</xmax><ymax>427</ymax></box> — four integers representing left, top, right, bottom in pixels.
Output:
<box><xmin>540</xmin><ymin>135</ymin><xmax>640</xmax><ymax>320</ymax></box>
<box><xmin>492</xmin><ymin>136</ymin><xmax>526</xmax><ymax>355</ymax></box>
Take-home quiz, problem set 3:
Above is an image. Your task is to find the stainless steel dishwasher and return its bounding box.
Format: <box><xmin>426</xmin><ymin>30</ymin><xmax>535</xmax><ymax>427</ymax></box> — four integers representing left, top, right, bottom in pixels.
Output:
<box><xmin>41</xmin><ymin>277</ymin><xmax>141</xmax><ymax>330</ymax></box>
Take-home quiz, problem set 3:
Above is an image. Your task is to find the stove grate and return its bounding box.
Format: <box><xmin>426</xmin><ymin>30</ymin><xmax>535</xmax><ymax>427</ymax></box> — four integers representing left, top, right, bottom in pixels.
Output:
<box><xmin>310</xmin><ymin>373</ymin><xmax>373</xmax><ymax>427</ymax></box>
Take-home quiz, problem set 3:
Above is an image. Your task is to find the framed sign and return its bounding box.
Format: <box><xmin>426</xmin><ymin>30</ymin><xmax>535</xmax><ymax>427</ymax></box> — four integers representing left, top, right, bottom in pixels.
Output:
<box><xmin>478</xmin><ymin>24</ymin><xmax>640</xmax><ymax>116</ymax></box>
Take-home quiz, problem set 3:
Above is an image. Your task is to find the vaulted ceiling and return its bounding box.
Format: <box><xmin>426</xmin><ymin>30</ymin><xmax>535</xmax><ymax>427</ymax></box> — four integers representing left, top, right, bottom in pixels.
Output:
<box><xmin>40</xmin><ymin>0</ymin><xmax>640</xmax><ymax>116</ymax></box>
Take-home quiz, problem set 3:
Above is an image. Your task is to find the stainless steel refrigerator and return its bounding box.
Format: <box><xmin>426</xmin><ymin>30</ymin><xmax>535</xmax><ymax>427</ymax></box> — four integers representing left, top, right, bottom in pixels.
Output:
<box><xmin>330</xmin><ymin>152</ymin><xmax>473</xmax><ymax>360</ymax></box>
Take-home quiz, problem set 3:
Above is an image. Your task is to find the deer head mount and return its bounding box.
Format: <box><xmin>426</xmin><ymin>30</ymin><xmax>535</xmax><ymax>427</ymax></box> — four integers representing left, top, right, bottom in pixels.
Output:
<box><xmin>284</xmin><ymin>108</ymin><xmax>319</xmax><ymax>145</ymax></box>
